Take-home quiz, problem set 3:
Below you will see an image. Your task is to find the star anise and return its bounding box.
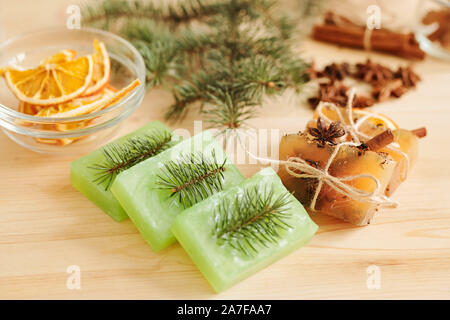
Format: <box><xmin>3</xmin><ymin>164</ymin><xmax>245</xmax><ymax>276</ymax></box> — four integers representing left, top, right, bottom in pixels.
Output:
<box><xmin>308</xmin><ymin>118</ymin><xmax>346</xmax><ymax>147</ymax></box>
<box><xmin>308</xmin><ymin>82</ymin><xmax>349</xmax><ymax>108</ymax></box>
<box><xmin>393</xmin><ymin>66</ymin><xmax>421</xmax><ymax>88</ymax></box>
<box><xmin>317</xmin><ymin>62</ymin><xmax>351</xmax><ymax>82</ymax></box>
<box><xmin>354</xmin><ymin>59</ymin><xmax>393</xmax><ymax>86</ymax></box>
<box><xmin>372</xmin><ymin>79</ymin><xmax>408</xmax><ymax>101</ymax></box>
<box><xmin>353</xmin><ymin>94</ymin><xmax>375</xmax><ymax>108</ymax></box>
<box><xmin>307</xmin><ymin>59</ymin><xmax>421</xmax><ymax>109</ymax></box>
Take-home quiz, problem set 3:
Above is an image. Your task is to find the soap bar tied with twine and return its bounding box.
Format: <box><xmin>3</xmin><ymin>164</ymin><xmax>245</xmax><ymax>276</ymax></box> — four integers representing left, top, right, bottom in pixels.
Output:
<box><xmin>283</xmin><ymin>89</ymin><xmax>400</xmax><ymax>212</ymax></box>
<box><xmin>244</xmin><ymin>88</ymin><xmax>426</xmax><ymax>223</ymax></box>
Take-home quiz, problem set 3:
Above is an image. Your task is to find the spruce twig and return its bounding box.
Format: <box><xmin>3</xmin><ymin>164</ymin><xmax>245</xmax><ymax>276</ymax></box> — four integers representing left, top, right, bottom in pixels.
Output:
<box><xmin>82</xmin><ymin>0</ymin><xmax>312</xmax><ymax>133</ymax></box>
<box><xmin>157</xmin><ymin>150</ymin><xmax>227</xmax><ymax>208</ymax></box>
<box><xmin>89</xmin><ymin>129</ymin><xmax>173</xmax><ymax>190</ymax></box>
<box><xmin>214</xmin><ymin>184</ymin><xmax>293</xmax><ymax>256</ymax></box>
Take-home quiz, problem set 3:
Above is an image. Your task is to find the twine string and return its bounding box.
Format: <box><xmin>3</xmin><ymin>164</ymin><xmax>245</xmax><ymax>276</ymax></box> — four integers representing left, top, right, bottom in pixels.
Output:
<box><xmin>240</xmin><ymin>88</ymin><xmax>400</xmax><ymax>211</ymax></box>
<box><xmin>363</xmin><ymin>27</ymin><xmax>373</xmax><ymax>51</ymax></box>
<box><xmin>245</xmin><ymin>141</ymin><xmax>398</xmax><ymax>211</ymax></box>
<box><xmin>316</xmin><ymin>89</ymin><xmax>410</xmax><ymax>180</ymax></box>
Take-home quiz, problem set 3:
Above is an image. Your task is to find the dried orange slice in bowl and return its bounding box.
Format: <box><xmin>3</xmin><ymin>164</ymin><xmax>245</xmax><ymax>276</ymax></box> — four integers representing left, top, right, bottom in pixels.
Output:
<box><xmin>40</xmin><ymin>49</ymin><xmax>77</xmax><ymax>64</ymax></box>
<box><xmin>29</xmin><ymin>79</ymin><xmax>140</xmax><ymax>146</ymax></box>
<box><xmin>41</xmin><ymin>79</ymin><xmax>140</xmax><ymax>118</ymax></box>
<box><xmin>3</xmin><ymin>55</ymin><xmax>93</xmax><ymax>105</ymax></box>
<box><xmin>18</xmin><ymin>101</ymin><xmax>45</xmax><ymax>115</ymax></box>
<box><xmin>35</xmin><ymin>88</ymin><xmax>116</xmax><ymax>118</ymax></box>
<box><xmin>84</xmin><ymin>39</ymin><xmax>111</xmax><ymax>96</ymax></box>
<box><xmin>0</xmin><ymin>27</ymin><xmax>146</xmax><ymax>153</ymax></box>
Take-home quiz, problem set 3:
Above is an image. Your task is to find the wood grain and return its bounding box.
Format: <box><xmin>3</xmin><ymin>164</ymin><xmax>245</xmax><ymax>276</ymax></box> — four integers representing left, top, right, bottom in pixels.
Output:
<box><xmin>1</xmin><ymin>0</ymin><xmax>449</xmax><ymax>299</ymax></box>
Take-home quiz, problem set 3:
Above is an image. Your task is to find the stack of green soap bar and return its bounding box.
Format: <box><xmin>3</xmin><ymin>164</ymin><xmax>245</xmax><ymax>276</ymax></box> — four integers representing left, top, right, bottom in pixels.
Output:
<box><xmin>171</xmin><ymin>167</ymin><xmax>318</xmax><ymax>293</ymax></box>
<box><xmin>70</xmin><ymin>121</ymin><xmax>181</xmax><ymax>222</ymax></box>
<box><xmin>111</xmin><ymin>131</ymin><xmax>245</xmax><ymax>252</ymax></box>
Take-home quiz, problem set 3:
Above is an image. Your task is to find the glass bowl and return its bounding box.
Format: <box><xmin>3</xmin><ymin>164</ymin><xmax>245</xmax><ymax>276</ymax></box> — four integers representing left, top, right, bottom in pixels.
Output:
<box><xmin>0</xmin><ymin>27</ymin><xmax>146</xmax><ymax>154</ymax></box>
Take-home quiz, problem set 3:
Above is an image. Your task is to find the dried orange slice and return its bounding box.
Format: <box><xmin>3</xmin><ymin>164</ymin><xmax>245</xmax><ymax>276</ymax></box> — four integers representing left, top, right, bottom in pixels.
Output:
<box><xmin>34</xmin><ymin>137</ymin><xmax>80</xmax><ymax>146</ymax></box>
<box><xmin>312</xmin><ymin>106</ymin><xmax>398</xmax><ymax>130</ymax></box>
<box><xmin>105</xmin><ymin>84</ymin><xmax>118</xmax><ymax>92</ymax></box>
<box><xmin>3</xmin><ymin>55</ymin><xmax>93</xmax><ymax>105</ymax></box>
<box><xmin>353</xmin><ymin>109</ymin><xmax>398</xmax><ymax>131</ymax></box>
<box><xmin>54</xmin><ymin>120</ymin><xmax>93</xmax><ymax>132</ymax></box>
<box><xmin>43</xmin><ymin>79</ymin><xmax>140</xmax><ymax>118</ymax></box>
<box><xmin>32</xmin><ymin>89</ymin><xmax>113</xmax><ymax>146</ymax></box>
<box><xmin>18</xmin><ymin>101</ymin><xmax>45</xmax><ymax>115</ymax></box>
<box><xmin>84</xmin><ymin>40</ymin><xmax>110</xmax><ymax>96</ymax></box>
<box><xmin>35</xmin><ymin>89</ymin><xmax>116</xmax><ymax>118</ymax></box>
<box><xmin>40</xmin><ymin>49</ymin><xmax>76</xmax><ymax>65</ymax></box>
<box><xmin>33</xmin><ymin>81</ymin><xmax>137</xmax><ymax>147</ymax></box>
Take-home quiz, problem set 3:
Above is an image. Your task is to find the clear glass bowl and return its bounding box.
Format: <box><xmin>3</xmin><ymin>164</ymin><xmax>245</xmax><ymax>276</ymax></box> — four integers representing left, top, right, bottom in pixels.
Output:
<box><xmin>0</xmin><ymin>27</ymin><xmax>146</xmax><ymax>154</ymax></box>
<box><xmin>415</xmin><ymin>0</ymin><xmax>450</xmax><ymax>61</ymax></box>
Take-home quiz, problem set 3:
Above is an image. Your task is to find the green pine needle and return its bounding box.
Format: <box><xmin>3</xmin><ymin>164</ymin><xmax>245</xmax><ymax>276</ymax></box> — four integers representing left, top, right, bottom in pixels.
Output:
<box><xmin>214</xmin><ymin>184</ymin><xmax>294</xmax><ymax>256</ymax></box>
<box><xmin>82</xmin><ymin>0</ymin><xmax>313</xmax><ymax>132</ymax></box>
<box><xmin>89</xmin><ymin>129</ymin><xmax>173</xmax><ymax>190</ymax></box>
<box><xmin>157</xmin><ymin>150</ymin><xmax>227</xmax><ymax>208</ymax></box>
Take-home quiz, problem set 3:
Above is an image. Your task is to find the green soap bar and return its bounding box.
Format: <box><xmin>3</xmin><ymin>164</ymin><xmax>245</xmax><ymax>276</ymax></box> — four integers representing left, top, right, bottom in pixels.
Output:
<box><xmin>111</xmin><ymin>131</ymin><xmax>245</xmax><ymax>252</ymax></box>
<box><xmin>171</xmin><ymin>167</ymin><xmax>318</xmax><ymax>293</ymax></box>
<box><xmin>70</xmin><ymin>121</ymin><xmax>181</xmax><ymax>222</ymax></box>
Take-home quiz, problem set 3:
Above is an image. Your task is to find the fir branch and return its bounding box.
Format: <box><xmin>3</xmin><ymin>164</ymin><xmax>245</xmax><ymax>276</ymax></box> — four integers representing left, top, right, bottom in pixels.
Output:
<box><xmin>203</xmin><ymin>85</ymin><xmax>258</xmax><ymax>133</ymax></box>
<box><xmin>121</xmin><ymin>21</ymin><xmax>185</xmax><ymax>86</ymax></box>
<box><xmin>295</xmin><ymin>0</ymin><xmax>329</xmax><ymax>36</ymax></box>
<box><xmin>157</xmin><ymin>150</ymin><xmax>227</xmax><ymax>208</ymax></box>
<box><xmin>82</xmin><ymin>0</ymin><xmax>312</xmax><ymax>133</ymax></box>
<box><xmin>214</xmin><ymin>184</ymin><xmax>293</xmax><ymax>256</ymax></box>
<box><xmin>89</xmin><ymin>129</ymin><xmax>173</xmax><ymax>190</ymax></box>
<box><xmin>82</xmin><ymin>0</ymin><xmax>261</xmax><ymax>28</ymax></box>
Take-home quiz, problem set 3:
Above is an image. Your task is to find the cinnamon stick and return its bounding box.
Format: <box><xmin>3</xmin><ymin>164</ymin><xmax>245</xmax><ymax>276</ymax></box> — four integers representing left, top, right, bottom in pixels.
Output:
<box><xmin>312</xmin><ymin>13</ymin><xmax>425</xmax><ymax>60</ymax></box>
<box><xmin>411</xmin><ymin>127</ymin><xmax>427</xmax><ymax>138</ymax></box>
<box><xmin>364</xmin><ymin>129</ymin><xmax>394</xmax><ymax>151</ymax></box>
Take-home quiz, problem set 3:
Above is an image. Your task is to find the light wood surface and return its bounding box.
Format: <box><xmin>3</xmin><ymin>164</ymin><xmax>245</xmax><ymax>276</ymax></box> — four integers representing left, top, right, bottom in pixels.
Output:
<box><xmin>1</xmin><ymin>0</ymin><xmax>449</xmax><ymax>300</ymax></box>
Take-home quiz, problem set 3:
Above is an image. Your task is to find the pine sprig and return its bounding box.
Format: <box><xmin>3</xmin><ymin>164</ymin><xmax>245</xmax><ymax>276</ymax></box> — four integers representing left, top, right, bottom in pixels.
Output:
<box><xmin>157</xmin><ymin>150</ymin><xmax>227</xmax><ymax>209</ymax></box>
<box><xmin>82</xmin><ymin>0</ymin><xmax>312</xmax><ymax>132</ymax></box>
<box><xmin>82</xmin><ymin>0</ymin><xmax>261</xmax><ymax>29</ymax></box>
<box><xmin>83</xmin><ymin>0</ymin><xmax>208</xmax><ymax>28</ymax></box>
<box><xmin>203</xmin><ymin>85</ymin><xmax>258</xmax><ymax>133</ymax></box>
<box><xmin>214</xmin><ymin>184</ymin><xmax>294</xmax><ymax>256</ymax></box>
<box><xmin>89</xmin><ymin>130</ymin><xmax>173</xmax><ymax>190</ymax></box>
<box><xmin>121</xmin><ymin>21</ymin><xmax>185</xmax><ymax>86</ymax></box>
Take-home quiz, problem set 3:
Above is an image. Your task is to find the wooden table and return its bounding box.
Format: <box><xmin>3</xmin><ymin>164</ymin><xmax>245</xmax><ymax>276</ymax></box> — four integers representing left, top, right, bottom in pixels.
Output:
<box><xmin>1</xmin><ymin>0</ymin><xmax>449</xmax><ymax>299</ymax></box>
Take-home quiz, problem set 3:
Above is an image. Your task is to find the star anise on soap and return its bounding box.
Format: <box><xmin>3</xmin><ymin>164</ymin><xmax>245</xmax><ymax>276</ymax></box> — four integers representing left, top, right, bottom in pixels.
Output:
<box><xmin>309</xmin><ymin>118</ymin><xmax>346</xmax><ymax>147</ymax></box>
<box><xmin>393</xmin><ymin>66</ymin><xmax>421</xmax><ymax>88</ymax></box>
<box><xmin>354</xmin><ymin>59</ymin><xmax>393</xmax><ymax>86</ymax></box>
